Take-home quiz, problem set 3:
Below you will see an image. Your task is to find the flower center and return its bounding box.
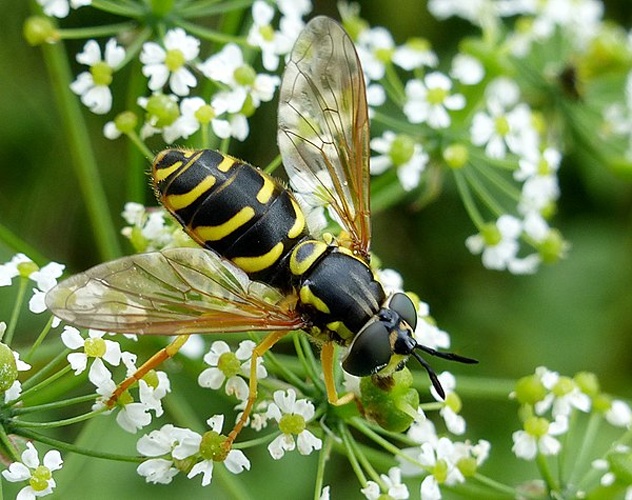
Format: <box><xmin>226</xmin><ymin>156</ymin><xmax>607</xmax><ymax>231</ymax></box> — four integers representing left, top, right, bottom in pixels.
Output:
<box><xmin>142</xmin><ymin>370</ymin><xmax>159</xmax><ymax>389</ymax></box>
<box><xmin>217</xmin><ymin>352</ymin><xmax>241</xmax><ymax>378</ymax></box>
<box><xmin>29</xmin><ymin>465</ymin><xmax>52</xmax><ymax>492</ymax></box>
<box><xmin>84</xmin><ymin>337</ymin><xmax>106</xmax><ymax>358</ymax></box>
<box><xmin>195</xmin><ymin>104</ymin><xmax>215</xmax><ymax>124</ymax></box>
<box><xmin>388</xmin><ymin>134</ymin><xmax>415</xmax><ymax>166</ymax></box>
<box><xmin>426</xmin><ymin>86</ymin><xmax>448</xmax><ymax>105</ymax></box>
<box><xmin>90</xmin><ymin>61</ymin><xmax>113</xmax><ymax>86</ymax></box>
<box><xmin>524</xmin><ymin>416</ymin><xmax>550</xmax><ymax>438</ymax></box>
<box><xmin>278</xmin><ymin>413</ymin><xmax>306</xmax><ymax>435</ymax></box>
<box><xmin>494</xmin><ymin>115</ymin><xmax>510</xmax><ymax>136</ymax></box>
<box><xmin>480</xmin><ymin>223</ymin><xmax>502</xmax><ymax>246</ymax></box>
<box><xmin>445</xmin><ymin>392</ymin><xmax>462</xmax><ymax>413</ymax></box>
<box><xmin>165</xmin><ymin>48</ymin><xmax>186</xmax><ymax>72</ymax></box>
<box><xmin>199</xmin><ymin>430</ymin><xmax>229</xmax><ymax>462</ymax></box>
<box><xmin>259</xmin><ymin>24</ymin><xmax>275</xmax><ymax>42</ymax></box>
<box><xmin>432</xmin><ymin>459</ymin><xmax>449</xmax><ymax>483</ymax></box>
<box><xmin>233</xmin><ymin>64</ymin><xmax>256</xmax><ymax>87</ymax></box>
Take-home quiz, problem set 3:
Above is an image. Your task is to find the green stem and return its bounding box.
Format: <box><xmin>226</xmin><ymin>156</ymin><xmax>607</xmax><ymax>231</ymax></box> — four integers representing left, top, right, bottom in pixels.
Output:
<box><xmin>0</xmin><ymin>222</ymin><xmax>48</xmax><ymax>266</ymax></box>
<box><xmin>448</xmin><ymin>375</ymin><xmax>515</xmax><ymax>400</ymax></box>
<box><xmin>16</xmin><ymin>365</ymin><xmax>73</xmax><ymax>403</ymax></box>
<box><xmin>338</xmin><ymin>421</ymin><xmax>368</xmax><ymax>487</ymax></box>
<box><xmin>179</xmin><ymin>0</ymin><xmax>255</xmax><ymax>20</ymax></box>
<box><xmin>12</xmin><ymin>394</ymin><xmax>100</xmax><ymax>415</ymax></box>
<box><xmin>90</xmin><ymin>0</ymin><xmax>144</xmax><ymax>17</ymax></box>
<box><xmin>59</xmin><ymin>22</ymin><xmax>138</xmax><ymax>39</ymax></box>
<box><xmin>20</xmin><ymin>349</ymin><xmax>70</xmax><ymax>392</ymax></box>
<box><xmin>463</xmin><ymin>167</ymin><xmax>505</xmax><ymax>219</ymax></box>
<box><xmin>535</xmin><ymin>452</ymin><xmax>560</xmax><ymax>494</ymax></box>
<box><xmin>175</xmin><ymin>19</ymin><xmax>247</xmax><ymax>44</ymax></box>
<box><xmin>25</xmin><ymin>316</ymin><xmax>55</xmax><ymax>363</ymax></box>
<box><xmin>453</xmin><ymin>169</ymin><xmax>485</xmax><ymax>228</ymax></box>
<box><xmin>263</xmin><ymin>154</ymin><xmax>283</xmax><ymax>175</ymax></box>
<box><xmin>568</xmin><ymin>412</ymin><xmax>602</xmax><ymax>488</ymax></box>
<box><xmin>12</xmin><ymin>407</ymin><xmax>105</xmax><ymax>429</ymax></box>
<box><xmin>17</xmin><ymin>428</ymin><xmax>141</xmax><ymax>462</ymax></box>
<box><xmin>39</xmin><ymin>37</ymin><xmax>121</xmax><ymax>261</ymax></box>
<box><xmin>2</xmin><ymin>277</ymin><xmax>28</xmax><ymax>346</ymax></box>
<box><xmin>0</xmin><ymin>425</ymin><xmax>20</xmax><ymax>462</ymax></box>
<box><xmin>472</xmin><ymin>473</ymin><xmax>522</xmax><ymax>498</ymax></box>
<box><xmin>314</xmin><ymin>436</ymin><xmax>332</xmax><ymax>500</ymax></box>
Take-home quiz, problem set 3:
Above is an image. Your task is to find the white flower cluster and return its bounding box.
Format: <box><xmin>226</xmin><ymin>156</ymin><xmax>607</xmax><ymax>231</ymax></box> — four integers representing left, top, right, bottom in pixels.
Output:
<box><xmin>54</xmin><ymin>0</ymin><xmax>312</xmax><ymax>145</ymax></box>
<box><xmin>398</xmin><ymin>417</ymin><xmax>490</xmax><ymax>500</ymax></box>
<box><xmin>511</xmin><ymin>367</ymin><xmax>632</xmax><ymax>462</ymax></box>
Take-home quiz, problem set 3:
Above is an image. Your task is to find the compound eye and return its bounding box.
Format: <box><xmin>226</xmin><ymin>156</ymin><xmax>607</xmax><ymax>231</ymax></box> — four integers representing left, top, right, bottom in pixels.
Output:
<box><xmin>342</xmin><ymin>321</ymin><xmax>392</xmax><ymax>377</ymax></box>
<box><xmin>389</xmin><ymin>293</ymin><xmax>417</xmax><ymax>331</ymax></box>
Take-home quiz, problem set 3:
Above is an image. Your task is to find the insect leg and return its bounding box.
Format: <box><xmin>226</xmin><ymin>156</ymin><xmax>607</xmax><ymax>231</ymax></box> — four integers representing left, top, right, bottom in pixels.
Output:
<box><xmin>224</xmin><ymin>330</ymin><xmax>290</xmax><ymax>450</ymax></box>
<box><xmin>106</xmin><ymin>334</ymin><xmax>191</xmax><ymax>408</ymax></box>
<box><xmin>321</xmin><ymin>342</ymin><xmax>355</xmax><ymax>406</ymax></box>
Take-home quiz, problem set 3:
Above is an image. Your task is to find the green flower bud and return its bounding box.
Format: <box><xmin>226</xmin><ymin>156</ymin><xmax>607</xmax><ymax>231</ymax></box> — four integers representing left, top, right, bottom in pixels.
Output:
<box><xmin>199</xmin><ymin>430</ymin><xmax>228</xmax><ymax>462</ymax></box>
<box><xmin>0</xmin><ymin>343</ymin><xmax>19</xmax><ymax>392</ymax></box>
<box><xmin>113</xmin><ymin>111</ymin><xmax>138</xmax><ymax>134</ymax></box>
<box><xmin>574</xmin><ymin>371</ymin><xmax>600</xmax><ymax>397</ymax></box>
<box><xmin>145</xmin><ymin>94</ymin><xmax>179</xmax><ymax>128</ymax></box>
<box><xmin>443</xmin><ymin>144</ymin><xmax>469</xmax><ymax>169</ymax></box>
<box><xmin>388</xmin><ymin>135</ymin><xmax>415</xmax><ymax>166</ymax></box>
<box><xmin>23</xmin><ymin>17</ymin><xmax>59</xmax><ymax>46</ymax></box>
<box><xmin>360</xmin><ymin>367</ymin><xmax>420</xmax><ymax>433</ymax></box>
<box><xmin>514</xmin><ymin>374</ymin><xmax>547</xmax><ymax>405</ymax></box>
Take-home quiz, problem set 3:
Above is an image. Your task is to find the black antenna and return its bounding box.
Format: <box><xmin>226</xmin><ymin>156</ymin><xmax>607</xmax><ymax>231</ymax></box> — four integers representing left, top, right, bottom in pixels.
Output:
<box><xmin>411</xmin><ymin>345</ymin><xmax>478</xmax><ymax>400</ymax></box>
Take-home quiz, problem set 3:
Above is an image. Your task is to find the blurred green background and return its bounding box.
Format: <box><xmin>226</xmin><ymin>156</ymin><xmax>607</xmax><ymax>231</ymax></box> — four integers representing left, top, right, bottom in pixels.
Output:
<box><xmin>1</xmin><ymin>0</ymin><xmax>631</xmax><ymax>498</ymax></box>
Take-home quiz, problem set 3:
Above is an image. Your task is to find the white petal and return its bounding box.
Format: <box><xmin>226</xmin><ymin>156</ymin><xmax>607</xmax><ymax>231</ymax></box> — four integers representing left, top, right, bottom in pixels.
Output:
<box><xmin>224</xmin><ymin>449</ymin><xmax>250</xmax><ymax>474</ymax></box>
<box><xmin>76</xmin><ymin>40</ymin><xmax>101</xmax><ymax>66</ymax></box>
<box><xmin>296</xmin><ymin>430</ymin><xmax>322</xmax><ymax>455</ymax></box>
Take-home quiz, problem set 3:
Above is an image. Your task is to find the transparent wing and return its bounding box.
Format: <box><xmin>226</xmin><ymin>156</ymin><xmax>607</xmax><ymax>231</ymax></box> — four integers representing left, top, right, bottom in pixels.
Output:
<box><xmin>46</xmin><ymin>248</ymin><xmax>306</xmax><ymax>335</ymax></box>
<box><xmin>278</xmin><ymin>16</ymin><xmax>371</xmax><ymax>257</ymax></box>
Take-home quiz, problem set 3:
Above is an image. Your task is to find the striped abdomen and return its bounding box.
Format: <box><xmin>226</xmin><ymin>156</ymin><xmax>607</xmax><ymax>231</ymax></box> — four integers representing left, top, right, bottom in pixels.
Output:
<box><xmin>152</xmin><ymin>149</ymin><xmax>308</xmax><ymax>285</ymax></box>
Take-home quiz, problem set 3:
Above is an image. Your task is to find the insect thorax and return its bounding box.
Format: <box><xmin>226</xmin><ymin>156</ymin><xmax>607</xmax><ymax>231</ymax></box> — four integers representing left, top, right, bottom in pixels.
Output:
<box><xmin>288</xmin><ymin>239</ymin><xmax>385</xmax><ymax>345</ymax></box>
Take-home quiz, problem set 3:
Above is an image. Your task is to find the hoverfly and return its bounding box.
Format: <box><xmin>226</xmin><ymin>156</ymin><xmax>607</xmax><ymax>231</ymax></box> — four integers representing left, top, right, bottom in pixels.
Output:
<box><xmin>46</xmin><ymin>16</ymin><xmax>476</xmax><ymax>448</ymax></box>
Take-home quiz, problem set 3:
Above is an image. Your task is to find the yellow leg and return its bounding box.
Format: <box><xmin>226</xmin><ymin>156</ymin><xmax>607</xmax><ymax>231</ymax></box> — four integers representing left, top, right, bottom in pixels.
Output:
<box><xmin>224</xmin><ymin>330</ymin><xmax>289</xmax><ymax>450</ymax></box>
<box><xmin>106</xmin><ymin>334</ymin><xmax>190</xmax><ymax>408</ymax></box>
<box><xmin>321</xmin><ymin>342</ymin><xmax>355</xmax><ymax>406</ymax></box>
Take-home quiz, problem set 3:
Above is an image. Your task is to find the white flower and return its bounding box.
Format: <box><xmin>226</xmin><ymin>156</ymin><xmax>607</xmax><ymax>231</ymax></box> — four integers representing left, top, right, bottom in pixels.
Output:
<box><xmin>471</xmin><ymin>79</ymin><xmax>539</xmax><ymax>159</ymax></box>
<box><xmin>61</xmin><ymin>327</ymin><xmax>121</xmax><ymax>385</ymax></box>
<box><xmin>137</xmin><ymin>424</ymin><xmax>201</xmax><ymax>484</ymax></box>
<box><xmin>417</xmin><ymin>437</ymin><xmax>466</xmax><ymax>499</ymax></box>
<box><xmin>28</xmin><ymin>261</ymin><xmax>65</xmax><ymax>314</ymax></box>
<box><xmin>198</xmin><ymin>44</ymin><xmax>280</xmax><ymax>109</ymax></box>
<box><xmin>2</xmin><ymin>442</ymin><xmax>63</xmax><ymax>499</ymax></box>
<box><xmin>393</xmin><ymin>38</ymin><xmax>437</xmax><ymax>71</ymax></box>
<box><xmin>187</xmin><ymin>415</ymin><xmax>251</xmax><ymax>486</ymax></box>
<box><xmin>512</xmin><ymin>415</ymin><xmax>568</xmax><ymax>460</ymax></box>
<box><xmin>450</xmin><ymin>54</ymin><xmax>485</xmax><ymax>85</ymax></box>
<box><xmin>138</xmin><ymin>371</ymin><xmax>171</xmax><ymax>417</ymax></box>
<box><xmin>404</xmin><ymin>72</ymin><xmax>465</xmax><ymax>128</ymax></box>
<box><xmin>605</xmin><ymin>399</ymin><xmax>632</xmax><ymax>428</ymax></box>
<box><xmin>361</xmin><ymin>467</ymin><xmax>409</xmax><ymax>499</ymax></box>
<box><xmin>465</xmin><ymin>215</ymin><xmax>522</xmax><ymax>271</ymax></box>
<box><xmin>198</xmin><ymin>340</ymin><xmax>266</xmax><ymax>401</ymax></box>
<box><xmin>140</xmin><ymin>28</ymin><xmax>200</xmax><ymax>96</ymax></box>
<box><xmin>247</xmin><ymin>0</ymin><xmax>303</xmax><ymax>71</ymax></box>
<box><xmin>266</xmin><ymin>389</ymin><xmax>322</xmax><ymax>459</ymax></box>
<box><xmin>163</xmin><ymin>97</ymin><xmax>232</xmax><ymax>143</ymax></box>
<box><xmin>370</xmin><ymin>131</ymin><xmax>429</xmax><ymax>191</ymax></box>
<box><xmin>70</xmin><ymin>38</ymin><xmax>125</xmax><ymax>114</ymax></box>
<box><xmin>356</xmin><ymin>27</ymin><xmax>395</xmax><ymax>81</ymax></box>
<box><xmin>0</xmin><ymin>254</ymin><xmax>33</xmax><ymax>287</ymax></box>
<box><xmin>533</xmin><ymin>367</ymin><xmax>591</xmax><ymax>418</ymax></box>
<box><xmin>36</xmin><ymin>0</ymin><xmax>90</xmax><ymax>18</ymax></box>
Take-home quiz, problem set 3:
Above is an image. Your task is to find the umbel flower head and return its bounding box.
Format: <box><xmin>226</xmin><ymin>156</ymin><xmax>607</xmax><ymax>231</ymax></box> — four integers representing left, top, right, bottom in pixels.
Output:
<box><xmin>2</xmin><ymin>442</ymin><xmax>63</xmax><ymax>499</ymax></box>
